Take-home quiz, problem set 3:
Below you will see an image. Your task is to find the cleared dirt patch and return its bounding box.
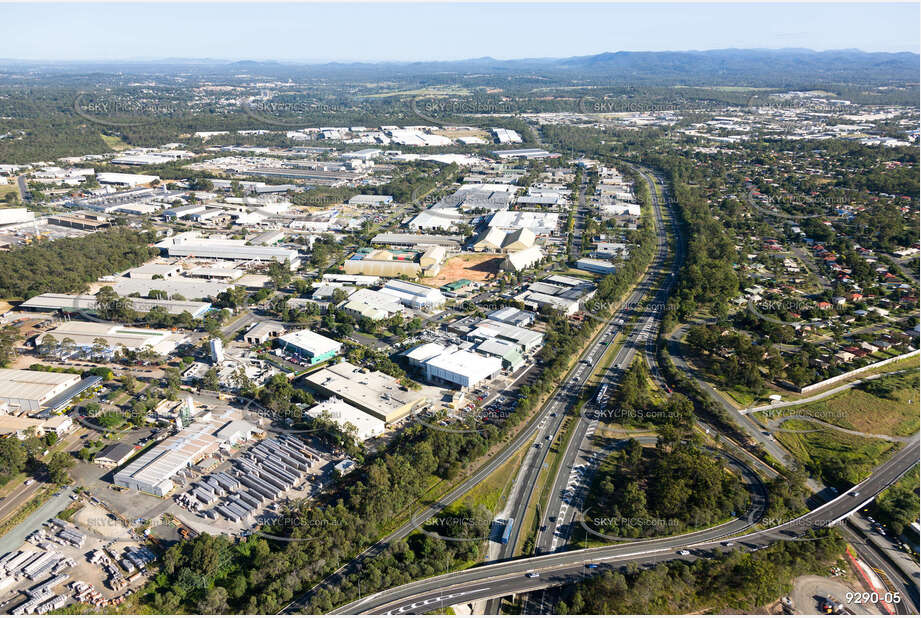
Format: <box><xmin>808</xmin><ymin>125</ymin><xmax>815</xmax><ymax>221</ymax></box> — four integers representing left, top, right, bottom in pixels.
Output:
<box><xmin>423</xmin><ymin>253</ymin><xmax>504</xmax><ymax>286</ymax></box>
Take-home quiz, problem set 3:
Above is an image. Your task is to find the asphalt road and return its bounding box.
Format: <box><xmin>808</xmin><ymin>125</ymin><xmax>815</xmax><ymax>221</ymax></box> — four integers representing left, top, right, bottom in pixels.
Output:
<box><xmin>332</xmin><ymin>435</ymin><xmax>919</xmax><ymax>614</ymax></box>
<box><xmin>532</xmin><ymin>165</ymin><xmax>673</xmax><ymax>558</ymax></box>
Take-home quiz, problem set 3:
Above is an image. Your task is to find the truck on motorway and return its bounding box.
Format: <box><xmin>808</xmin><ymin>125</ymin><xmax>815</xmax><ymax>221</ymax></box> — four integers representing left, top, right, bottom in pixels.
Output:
<box><xmin>500</xmin><ymin>518</ymin><xmax>514</xmax><ymax>544</ymax></box>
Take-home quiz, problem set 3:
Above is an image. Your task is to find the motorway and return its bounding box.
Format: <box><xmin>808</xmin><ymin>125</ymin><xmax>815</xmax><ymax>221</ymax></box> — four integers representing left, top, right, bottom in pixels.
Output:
<box><xmin>333</xmin><ymin>435</ymin><xmax>919</xmax><ymax>614</ymax></box>
<box><xmin>531</xmin><ymin>165</ymin><xmax>674</xmax><ymax>563</ymax></box>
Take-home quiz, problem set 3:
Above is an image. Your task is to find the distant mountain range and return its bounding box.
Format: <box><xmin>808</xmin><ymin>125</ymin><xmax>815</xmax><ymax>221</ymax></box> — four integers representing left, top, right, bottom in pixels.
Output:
<box><xmin>2</xmin><ymin>49</ymin><xmax>918</xmax><ymax>85</ymax></box>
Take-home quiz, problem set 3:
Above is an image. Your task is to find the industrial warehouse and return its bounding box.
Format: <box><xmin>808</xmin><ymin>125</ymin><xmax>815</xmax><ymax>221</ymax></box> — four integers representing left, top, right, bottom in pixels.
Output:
<box><xmin>154</xmin><ymin>232</ymin><xmax>301</xmax><ymax>266</ymax></box>
<box><xmin>113</xmin><ymin>415</ymin><xmax>256</xmax><ymax>497</ymax></box>
<box><xmin>37</xmin><ymin>321</ymin><xmax>182</xmax><ymax>357</ymax></box>
<box><xmin>303</xmin><ymin>361</ymin><xmax>428</xmax><ymax>423</ymax></box>
<box><xmin>0</xmin><ymin>369</ymin><xmax>82</xmax><ymax>413</ymax></box>
<box><xmin>19</xmin><ymin>293</ymin><xmax>212</xmax><ymax>318</ymax></box>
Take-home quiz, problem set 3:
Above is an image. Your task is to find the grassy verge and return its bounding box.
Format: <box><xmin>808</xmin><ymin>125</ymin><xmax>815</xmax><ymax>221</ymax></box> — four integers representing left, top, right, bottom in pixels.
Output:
<box><xmin>451</xmin><ymin>437</ymin><xmax>531</xmax><ymax>514</ymax></box>
<box><xmin>0</xmin><ymin>486</ymin><xmax>55</xmax><ymax>538</ymax></box>
<box><xmin>774</xmin><ymin>419</ymin><xmax>897</xmax><ymax>489</ymax></box>
<box><xmin>759</xmin><ymin>369</ymin><xmax>919</xmax><ymax>437</ymax></box>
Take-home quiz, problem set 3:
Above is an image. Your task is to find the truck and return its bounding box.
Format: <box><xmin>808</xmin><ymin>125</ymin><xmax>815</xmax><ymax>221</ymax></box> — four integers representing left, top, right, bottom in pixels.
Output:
<box><xmin>500</xmin><ymin>518</ymin><xmax>514</xmax><ymax>544</ymax></box>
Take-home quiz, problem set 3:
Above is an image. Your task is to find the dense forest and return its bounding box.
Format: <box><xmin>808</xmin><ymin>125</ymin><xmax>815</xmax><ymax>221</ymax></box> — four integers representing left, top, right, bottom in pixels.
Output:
<box><xmin>0</xmin><ymin>227</ymin><xmax>157</xmax><ymax>299</ymax></box>
<box><xmin>555</xmin><ymin>530</ymin><xmax>846</xmax><ymax>614</ymax></box>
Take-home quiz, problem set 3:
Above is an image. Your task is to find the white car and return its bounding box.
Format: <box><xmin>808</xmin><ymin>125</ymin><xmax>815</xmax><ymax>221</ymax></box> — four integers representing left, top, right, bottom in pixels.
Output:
<box><xmin>677</xmin><ymin>550</ymin><xmax>690</xmax><ymax>556</ymax></box>
<box><xmin>526</xmin><ymin>572</ymin><xmax>540</xmax><ymax>578</ymax></box>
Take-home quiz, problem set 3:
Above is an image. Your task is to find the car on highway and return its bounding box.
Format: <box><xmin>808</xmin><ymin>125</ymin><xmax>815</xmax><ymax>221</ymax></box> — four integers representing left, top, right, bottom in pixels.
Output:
<box><xmin>526</xmin><ymin>572</ymin><xmax>539</xmax><ymax>578</ymax></box>
<box><xmin>677</xmin><ymin>550</ymin><xmax>690</xmax><ymax>555</ymax></box>
<box><xmin>586</xmin><ymin>563</ymin><xmax>599</xmax><ymax>569</ymax></box>
<box><xmin>849</xmin><ymin>491</ymin><xmax>860</xmax><ymax>497</ymax></box>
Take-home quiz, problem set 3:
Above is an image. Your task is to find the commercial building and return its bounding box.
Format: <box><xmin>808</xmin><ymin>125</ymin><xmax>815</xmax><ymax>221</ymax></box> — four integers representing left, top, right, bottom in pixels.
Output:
<box><xmin>575</xmin><ymin>257</ymin><xmax>617</xmax><ymax>275</ymax></box>
<box><xmin>407</xmin><ymin>208</ymin><xmax>466</xmax><ymax>231</ymax></box>
<box><xmin>94</xmin><ymin>442</ymin><xmax>137</xmax><ymax>467</ymax></box>
<box><xmin>0</xmin><ymin>208</ymin><xmax>36</xmax><ymax>227</ymax></box>
<box><xmin>502</xmin><ymin>246</ymin><xmax>544</xmax><ymax>272</ymax></box>
<box><xmin>305</xmin><ymin>397</ymin><xmax>386</xmax><ymax>441</ymax></box>
<box><xmin>304</xmin><ymin>361</ymin><xmax>427</xmax><ymax>423</ymax></box>
<box><xmin>440</xmin><ymin>279</ymin><xmax>476</xmax><ymax>296</ymax></box>
<box><xmin>473</xmin><ymin>227</ymin><xmax>537</xmax><ymax>253</ymax></box>
<box><xmin>348</xmin><ymin>194</ymin><xmax>392</xmax><ymax>206</ymax></box>
<box><xmin>515</xmin><ymin>275</ymin><xmax>597</xmax><ymax>316</ymax></box>
<box><xmin>276</xmin><ymin>329</ymin><xmax>341</xmax><ymax>365</ymax></box>
<box><xmin>112</xmin><ymin>278</ymin><xmax>232</xmax><ymax>301</ymax></box>
<box><xmin>96</xmin><ymin>173</ymin><xmax>160</xmax><ymax>187</ymax></box>
<box><xmin>249</xmin><ymin>230</ymin><xmax>286</xmax><ymax>246</ymax></box>
<box><xmin>343</xmin><ymin>246</ymin><xmax>444</xmax><ymax>278</ymax></box>
<box><xmin>476</xmin><ymin>338</ymin><xmax>525</xmax><ymax>371</ymax></box>
<box><xmin>488</xmin><ymin>307</ymin><xmax>536</xmax><ymax>327</ymax></box>
<box><xmin>371</xmin><ymin>233</ymin><xmax>463</xmax><ymax>250</ymax></box>
<box><xmin>492</xmin><ymin>148</ymin><xmax>554</xmax><ymax>160</ymax></box>
<box><xmin>114</xmin><ymin>420</ymin><xmax>223</xmax><ymax>496</ymax></box>
<box><xmin>340</xmin><ymin>288</ymin><xmax>403</xmax><ymax>321</ymax></box>
<box><xmin>422</xmin><ymin>348</ymin><xmax>503</xmax><ymax>389</ymax></box>
<box><xmin>19</xmin><ymin>293</ymin><xmax>210</xmax><ymax>318</ymax></box>
<box><xmin>467</xmin><ymin>319</ymin><xmax>544</xmax><ymax>353</ymax></box>
<box><xmin>45</xmin><ymin>214</ymin><xmax>110</xmax><ymax>230</ymax></box>
<box><xmin>0</xmin><ymin>414</ymin><xmax>73</xmax><ymax>439</ymax></box>
<box><xmin>487</xmin><ymin>211</ymin><xmax>560</xmax><ymax>236</ymax></box>
<box><xmin>380</xmin><ymin>280</ymin><xmax>446</xmax><ymax>310</ymax></box>
<box><xmin>243</xmin><ymin>321</ymin><xmax>285</xmax><ymax>345</ymax></box>
<box><xmin>0</xmin><ymin>369</ymin><xmax>82</xmax><ymax>413</ymax></box>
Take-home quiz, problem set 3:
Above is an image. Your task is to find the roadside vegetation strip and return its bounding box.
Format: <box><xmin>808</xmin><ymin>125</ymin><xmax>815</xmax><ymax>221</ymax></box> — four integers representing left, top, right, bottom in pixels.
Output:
<box><xmin>451</xmin><ymin>434</ymin><xmax>532</xmax><ymax>515</ymax></box>
<box><xmin>0</xmin><ymin>485</ymin><xmax>55</xmax><ymax>538</ymax></box>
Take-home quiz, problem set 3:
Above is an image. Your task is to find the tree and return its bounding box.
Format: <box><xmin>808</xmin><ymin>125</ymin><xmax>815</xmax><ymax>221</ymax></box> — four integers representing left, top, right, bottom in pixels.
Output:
<box><xmin>201</xmin><ymin>367</ymin><xmax>220</xmax><ymax>391</ymax></box>
<box><xmin>331</xmin><ymin>287</ymin><xmax>348</xmax><ymax>304</ymax></box>
<box><xmin>94</xmin><ymin>286</ymin><xmax>119</xmax><ymax>319</ymax></box>
<box><xmin>47</xmin><ymin>451</ymin><xmax>73</xmax><ymax>485</ymax></box>
<box><xmin>198</xmin><ymin>586</ymin><xmax>230</xmax><ymax>614</ymax></box>
<box><xmin>39</xmin><ymin>334</ymin><xmax>58</xmax><ymax>356</ymax></box>
<box><xmin>91</xmin><ymin>337</ymin><xmax>108</xmax><ymax>359</ymax></box>
<box><xmin>0</xmin><ymin>325</ymin><xmax>18</xmax><ymax>367</ymax></box>
<box><xmin>121</xmin><ymin>373</ymin><xmax>137</xmax><ymax>394</ymax></box>
<box><xmin>268</xmin><ymin>259</ymin><xmax>293</xmax><ymax>289</ymax></box>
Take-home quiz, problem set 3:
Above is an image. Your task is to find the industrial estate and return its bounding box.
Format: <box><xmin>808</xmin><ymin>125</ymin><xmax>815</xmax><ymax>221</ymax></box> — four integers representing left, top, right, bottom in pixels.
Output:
<box><xmin>0</xmin><ymin>3</ymin><xmax>918</xmax><ymax>617</ymax></box>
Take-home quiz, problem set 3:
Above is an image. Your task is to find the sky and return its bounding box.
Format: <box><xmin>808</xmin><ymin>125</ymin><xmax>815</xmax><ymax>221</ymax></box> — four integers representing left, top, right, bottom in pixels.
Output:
<box><xmin>2</xmin><ymin>2</ymin><xmax>918</xmax><ymax>62</ymax></box>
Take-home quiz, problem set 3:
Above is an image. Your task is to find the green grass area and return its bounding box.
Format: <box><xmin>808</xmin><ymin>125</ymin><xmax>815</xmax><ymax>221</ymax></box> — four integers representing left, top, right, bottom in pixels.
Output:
<box><xmin>721</xmin><ymin>384</ymin><xmax>758</xmax><ymax>408</ymax></box>
<box><xmin>765</xmin><ymin>369</ymin><xmax>919</xmax><ymax>436</ymax></box>
<box><xmin>100</xmin><ymin>133</ymin><xmax>131</xmax><ymax>150</ymax></box>
<box><xmin>451</xmin><ymin>436</ymin><xmax>530</xmax><ymax>515</ymax></box>
<box><xmin>774</xmin><ymin>419</ymin><xmax>897</xmax><ymax>489</ymax></box>
<box><xmin>778</xmin><ymin>354</ymin><xmax>920</xmax><ymax>402</ymax></box>
<box><xmin>0</xmin><ymin>185</ymin><xmax>20</xmax><ymax>201</ymax></box>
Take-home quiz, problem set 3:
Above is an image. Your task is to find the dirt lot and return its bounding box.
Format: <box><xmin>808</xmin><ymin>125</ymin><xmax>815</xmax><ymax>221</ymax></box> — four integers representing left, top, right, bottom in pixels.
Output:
<box><xmin>791</xmin><ymin>574</ymin><xmax>880</xmax><ymax>615</ymax></box>
<box><xmin>423</xmin><ymin>253</ymin><xmax>504</xmax><ymax>286</ymax></box>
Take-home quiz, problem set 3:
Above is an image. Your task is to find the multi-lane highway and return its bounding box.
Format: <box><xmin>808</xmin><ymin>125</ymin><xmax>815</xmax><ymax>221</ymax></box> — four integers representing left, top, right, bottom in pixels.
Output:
<box><xmin>333</xmin><ymin>435</ymin><xmax>919</xmax><ymax>614</ymax></box>
<box><xmin>531</xmin><ymin>166</ymin><xmax>674</xmax><ymax>561</ymax></box>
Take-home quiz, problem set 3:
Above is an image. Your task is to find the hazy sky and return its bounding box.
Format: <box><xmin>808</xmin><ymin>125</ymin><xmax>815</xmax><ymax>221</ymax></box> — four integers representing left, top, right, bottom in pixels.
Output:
<box><xmin>3</xmin><ymin>2</ymin><xmax>918</xmax><ymax>62</ymax></box>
